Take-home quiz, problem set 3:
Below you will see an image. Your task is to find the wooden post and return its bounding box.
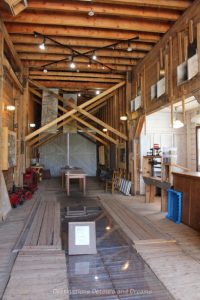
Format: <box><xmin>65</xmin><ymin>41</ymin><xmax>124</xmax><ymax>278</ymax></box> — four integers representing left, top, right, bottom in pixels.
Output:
<box><xmin>189</xmin><ymin>19</ymin><xmax>194</xmax><ymax>44</ymax></box>
<box><xmin>197</xmin><ymin>23</ymin><xmax>200</xmax><ymax>74</ymax></box>
<box><xmin>23</xmin><ymin>68</ymin><xmax>29</xmax><ymax>170</ymax></box>
<box><xmin>178</xmin><ymin>31</ymin><xmax>183</xmax><ymax>64</ymax></box>
<box><xmin>0</xmin><ymin>26</ymin><xmax>4</xmax><ymax>214</ymax></box>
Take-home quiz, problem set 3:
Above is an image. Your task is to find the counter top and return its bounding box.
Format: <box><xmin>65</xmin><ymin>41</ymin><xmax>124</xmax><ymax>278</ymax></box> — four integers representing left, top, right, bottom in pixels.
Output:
<box><xmin>172</xmin><ymin>171</ymin><xmax>200</xmax><ymax>179</ymax></box>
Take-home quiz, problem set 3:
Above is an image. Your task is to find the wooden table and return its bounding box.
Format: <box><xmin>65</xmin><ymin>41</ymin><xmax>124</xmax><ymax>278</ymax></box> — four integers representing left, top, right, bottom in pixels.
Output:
<box><xmin>60</xmin><ymin>168</ymin><xmax>68</xmax><ymax>188</ymax></box>
<box><xmin>65</xmin><ymin>169</ymin><xmax>86</xmax><ymax>196</ymax></box>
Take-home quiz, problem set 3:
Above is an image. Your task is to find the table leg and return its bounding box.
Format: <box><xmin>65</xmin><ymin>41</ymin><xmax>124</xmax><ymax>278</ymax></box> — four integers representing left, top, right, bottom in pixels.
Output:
<box><xmin>66</xmin><ymin>175</ymin><xmax>70</xmax><ymax>196</ymax></box>
<box><xmin>61</xmin><ymin>172</ymin><xmax>64</xmax><ymax>188</ymax></box>
<box><xmin>83</xmin><ymin>177</ymin><xmax>86</xmax><ymax>196</ymax></box>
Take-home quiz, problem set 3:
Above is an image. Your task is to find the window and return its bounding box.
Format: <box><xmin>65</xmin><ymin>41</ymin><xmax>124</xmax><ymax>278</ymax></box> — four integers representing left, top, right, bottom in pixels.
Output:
<box><xmin>196</xmin><ymin>127</ymin><xmax>200</xmax><ymax>171</ymax></box>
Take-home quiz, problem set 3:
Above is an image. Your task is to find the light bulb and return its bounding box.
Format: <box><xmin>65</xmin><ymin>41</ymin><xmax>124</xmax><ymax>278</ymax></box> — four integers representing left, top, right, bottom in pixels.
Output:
<box><xmin>120</xmin><ymin>116</ymin><xmax>128</xmax><ymax>121</ymax></box>
<box><xmin>29</xmin><ymin>123</ymin><xmax>36</xmax><ymax>128</ymax></box>
<box><xmin>92</xmin><ymin>53</ymin><xmax>97</xmax><ymax>60</ymax></box>
<box><xmin>173</xmin><ymin>120</ymin><xmax>184</xmax><ymax>129</ymax></box>
<box><xmin>39</xmin><ymin>42</ymin><xmax>45</xmax><ymax>50</ymax></box>
<box><xmin>6</xmin><ymin>105</ymin><xmax>15</xmax><ymax>111</ymax></box>
<box><xmin>70</xmin><ymin>62</ymin><xmax>76</xmax><ymax>69</ymax></box>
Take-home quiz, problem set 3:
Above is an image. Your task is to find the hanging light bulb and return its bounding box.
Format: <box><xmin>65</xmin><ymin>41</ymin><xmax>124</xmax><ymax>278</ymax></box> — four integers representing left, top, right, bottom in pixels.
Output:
<box><xmin>173</xmin><ymin>107</ymin><xmax>184</xmax><ymax>128</ymax></box>
<box><xmin>29</xmin><ymin>123</ymin><xmax>36</xmax><ymax>128</ymax></box>
<box><xmin>39</xmin><ymin>38</ymin><xmax>46</xmax><ymax>50</ymax></box>
<box><xmin>78</xmin><ymin>93</ymin><xmax>81</xmax><ymax>97</ymax></box>
<box><xmin>88</xmin><ymin>59</ymin><xmax>92</xmax><ymax>68</ymax></box>
<box><xmin>70</xmin><ymin>62</ymin><xmax>76</xmax><ymax>69</ymax></box>
<box><xmin>88</xmin><ymin>8</ymin><xmax>95</xmax><ymax>16</ymax></box>
<box><xmin>43</xmin><ymin>68</ymin><xmax>48</xmax><ymax>73</ymax></box>
<box><xmin>70</xmin><ymin>56</ymin><xmax>76</xmax><ymax>69</ymax></box>
<box><xmin>92</xmin><ymin>52</ymin><xmax>97</xmax><ymax>60</ymax></box>
<box><xmin>96</xmin><ymin>90</ymin><xmax>100</xmax><ymax>95</ymax></box>
<box><xmin>120</xmin><ymin>115</ymin><xmax>128</xmax><ymax>121</ymax></box>
<box><xmin>127</xmin><ymin>41</ymin><xmax>133</xmax><ymax>52</ymax></box>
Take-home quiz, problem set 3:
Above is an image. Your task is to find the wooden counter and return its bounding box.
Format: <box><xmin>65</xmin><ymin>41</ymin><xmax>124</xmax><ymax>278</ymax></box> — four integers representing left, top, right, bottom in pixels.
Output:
<box><xmin>173</xmin><ymin>171</ymin><xmax>200</xmax><ymax>231</ymax></box>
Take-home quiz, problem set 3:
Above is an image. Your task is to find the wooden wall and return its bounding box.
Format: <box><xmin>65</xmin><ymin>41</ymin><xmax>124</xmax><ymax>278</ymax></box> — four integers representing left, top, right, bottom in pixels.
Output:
<box><xmin>129</xmin><ymin>0</ymin><xmax>200</xmax><ymax>194</ymax></box>
<box><xmin>131</xmin><ymin>0</ymin><xmax>200</xmax><ymax>118</ymax></box>
<box><xmin>97</xmin><ymin>86</ymin><xmax>129</xmax><ymax>177</ymax></box>
<box><xmin>0</xmin><ymin>19</ymin><xmax>25</xmax><ymax>195</ymax></box>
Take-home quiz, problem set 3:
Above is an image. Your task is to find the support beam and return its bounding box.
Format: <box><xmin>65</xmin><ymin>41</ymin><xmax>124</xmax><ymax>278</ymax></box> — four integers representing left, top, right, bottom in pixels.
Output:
<box><xmin>26</xmin><ymin>1</ymin><xmax>181</xmax><ymax>20</ymax></box>
<box><xmin>3</xmin><ymin>57</ymin><xmax>23</xmax><ymax>92</ymax></box>
<box><xmin>27</xmin><ymin>80</ymin><xmax>113</xmax><ymax>90</ymax></box>
<box><xmin>77</xmin><ymin>125</ymin><xmax>107</xmax><ymax>146</ymax></box>
<box><xmin>33</xmin><ymin>132</ymin><xmax>62</xmax><ymax>149</ymax></box>
<box><xmin>20</xmin><ymin>54</ymin><xmax>138</xmax><ymax>66</ymax></box>
<box><xmin>3</xmin><ymin>12</ymin><xmax>170</xmax><ymax>33</ymax></box>
<box><xmin>26</xmin><ymin>81</ymin><xmax>123</xmax><ymax>143</ymax></box>
<box><xmin>11</xmin><ymin>35</ymin><xmax>155</xmax><ymax>50</ymax></box>
<box><xmin>0</xmin><ymin>19</ymin><xmax>23</xmax><ymax>71</ymax></box>
<box><xmin>29</xmin><ymin>71</ymin><xmax>125</xmax><ymax>80</ymax></box>
<box><xmin>78</xmin><ymin>0</ymin><xmax>192</xmax><ymax>10</ymax></box>
<box><xmin>29</xmin><ymin>75</ymin><xmax>121</xmax><ymax>84</ymax></box>
<box><xmin>5</xmin><ymin>24</ymin><xmax>161</xmax><ymax>43</ymax></box>
<box><xmin>28</xmin><ymin>88</ymin><xmax>117</xmax><ymax>145</ymax></box>
<box><xmin>29</xmin><ymin>80</ymin><xmax>128</xmax><ymax>141</ymax></box>
<box><xmin>28</xmin><ymin>118</ymin><xmax>75</xmax><ymax>146</ymax></box>
<box><xmin>15</xmin><ymin>44</ymin><xmax>147</xmax><ymax>59</ymax></box>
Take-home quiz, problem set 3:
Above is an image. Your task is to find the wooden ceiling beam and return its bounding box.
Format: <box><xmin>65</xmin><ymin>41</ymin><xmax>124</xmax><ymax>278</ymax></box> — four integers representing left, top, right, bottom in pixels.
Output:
<box><xmin>27</xmin><ymin>80</ymin><xmax>113</xmax><ymax>90</ymax></box>
<box><xmin>29</xmin><ymin>75</ymin><xmax>121</xmax><ymax>84</ymax></box>
<box><xmin>11</xmin><ymin>35</ymin><xmax>154</xmax><ymax>50</ymax></box>
<box><xmin>25</xmin><ymin>0</ymin><xmax>181</xmax><ymax>21</ymax></box>
<box><xmin>77</xmin><ymin>0</ymin><xmax>192</xmax><ymax>10</ymax></box>
<box><xmin>3</xmin><ymin>12</ymin><xmax>170</xmax><ymax>33</ymax></box>
<box><xmin>19</xmin><ymin>54</ymin><xmax>139</xmax><ymax>66</ymax></box>
<box><xmin>14</xmin><ymin>44</ymin><xmax>148</xmax><ymax>58</ymax></box>
<box><xmin>4</xmin><ymin>0</ymin><xmax>27</xmax><ymax>16</ymax></box>
<box><xmin>5</xmin><ymin>23</ymin><xmax>161</xmax><ymax>42</ymax></box>
<box><xmin>29</xmin><ymin>71</ymin><xmax>125</xmax><ymax>80</ymax></box>
<box><xmin>26</xmin><ymin>60</ymin><xmax>132</xmax><ymax>72</ymax></box>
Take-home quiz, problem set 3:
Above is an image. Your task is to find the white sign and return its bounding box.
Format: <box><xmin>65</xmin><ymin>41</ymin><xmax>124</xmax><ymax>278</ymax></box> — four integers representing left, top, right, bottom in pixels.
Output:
<box><xmin>75</xmin><ymin>226</ymin><xmax>90</xmax><ymax>246</ymax></box>
<box><xmin>177</xmin><ymin>61</ymin><xmax>187</xmax><ymax>85</ymax></box>
<box><xmin>187</xmin><ymin>53</ymin><xmax>198</xmax><ymax>80</ymax></box>
<box><xmin>157</xmin><ymin>77</ymin><xmax>166</xmax><ymax>98</ymax></box>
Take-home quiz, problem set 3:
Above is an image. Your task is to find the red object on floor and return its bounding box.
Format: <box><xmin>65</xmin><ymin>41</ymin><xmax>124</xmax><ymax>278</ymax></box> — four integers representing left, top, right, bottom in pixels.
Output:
<box><xmin>23</xmin><ymin>168</ymin><xmax>38</xmax><ymax>192</ymax></box>
<box><xmin>9</xmin><ymin>193</ymin><xmax>21</xmax><ymax>208</ymax></box>
<box><xmin>24</xmin><ymin>191</ymin><xmax>32</xmax><ymax>200</ymax></box>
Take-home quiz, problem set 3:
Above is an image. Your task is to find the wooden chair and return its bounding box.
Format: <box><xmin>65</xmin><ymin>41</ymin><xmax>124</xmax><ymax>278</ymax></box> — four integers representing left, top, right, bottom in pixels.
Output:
<box><xmin>105</xmin><ymin>170</ymin><xmax>121</xmax><ymax>194</ymax></box>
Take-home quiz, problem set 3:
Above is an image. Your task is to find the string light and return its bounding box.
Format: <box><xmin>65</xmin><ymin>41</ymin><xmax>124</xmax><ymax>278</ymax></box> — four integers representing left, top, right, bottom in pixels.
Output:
<box><xmin>39</xmin><ymin>38</ymin><xmax>46</xmax><ymax>50</ymax></box>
